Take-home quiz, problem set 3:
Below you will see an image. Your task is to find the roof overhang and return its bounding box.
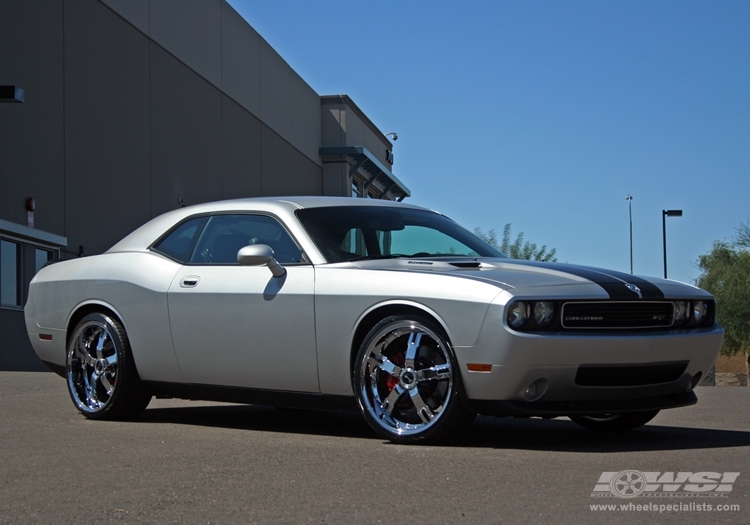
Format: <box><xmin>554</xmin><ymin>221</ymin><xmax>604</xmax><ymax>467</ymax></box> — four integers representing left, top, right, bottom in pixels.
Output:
<box><xmin>0</xmin><ymin>218</ymin><xmax>67</xmax><ymax>246</ymax></box>
<box><xmin>319</xmin><ymin>146</ymin><xmax>411</xmax><ymax>201</ymax></box>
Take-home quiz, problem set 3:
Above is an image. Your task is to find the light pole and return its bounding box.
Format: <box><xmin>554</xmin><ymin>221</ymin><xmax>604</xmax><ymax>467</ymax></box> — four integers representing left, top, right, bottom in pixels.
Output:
<box><xmin>626</xmin><ymin>195</ymin><xmax>633</xmax><ymax>274</ymax></box>
<box><xmin>662</xmin><ymin>209</ymin><xmax>683</xmax><ymax>279</ymax></box>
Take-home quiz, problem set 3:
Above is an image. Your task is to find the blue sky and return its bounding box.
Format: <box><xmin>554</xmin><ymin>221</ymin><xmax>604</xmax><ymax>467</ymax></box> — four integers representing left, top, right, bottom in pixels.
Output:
<box><xmin>228</xmin><ymin>0</ymin><xmax>749</xmax><ymax>285</ymax></box>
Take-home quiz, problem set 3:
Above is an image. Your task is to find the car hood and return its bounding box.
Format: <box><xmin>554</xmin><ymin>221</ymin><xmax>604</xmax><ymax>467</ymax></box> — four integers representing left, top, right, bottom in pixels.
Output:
<box><xmin>350</xmin><ymin>257</ymin><xmax>710</xmax><ymax>300</ymax></box>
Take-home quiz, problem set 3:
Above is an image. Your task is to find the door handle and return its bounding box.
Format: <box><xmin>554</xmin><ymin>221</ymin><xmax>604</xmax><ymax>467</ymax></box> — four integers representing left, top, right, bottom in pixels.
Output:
<box><xmin>180</xmin><ymin>276</ymin><xmax>201</xmax><ymax>288</ymax></box>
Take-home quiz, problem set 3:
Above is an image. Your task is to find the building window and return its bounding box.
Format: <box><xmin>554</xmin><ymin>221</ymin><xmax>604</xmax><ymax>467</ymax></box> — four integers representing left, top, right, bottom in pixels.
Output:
<box><xmin>352</xmin><ymin>178</ymin><xmax>364</xmax><ymax>198</ymax></box>
<box><xmin>1</xmin><ymin>240</ymin><xmax>20</xmax><ymax>307</ymax></box>
<box><xmin>0</xmin><ymin>235</ymin><xmax>60</xmax><ymax>309</ymax></box>
<box><xmin>35</xmin><ymin>248</ymin><xmax>52</xmax><ymax>273</ymax></box>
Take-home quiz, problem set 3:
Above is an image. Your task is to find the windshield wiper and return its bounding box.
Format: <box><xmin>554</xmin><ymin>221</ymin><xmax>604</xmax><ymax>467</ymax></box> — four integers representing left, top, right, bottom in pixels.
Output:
<box><xmin>349</xmin><ymin>253</ymin><xmax>480</xmax><ymax>262</ymax></box>
<box><xmin>347</xmin><ymin>254</ymin><xmax>411</xmax><ymax>262</ymax></box>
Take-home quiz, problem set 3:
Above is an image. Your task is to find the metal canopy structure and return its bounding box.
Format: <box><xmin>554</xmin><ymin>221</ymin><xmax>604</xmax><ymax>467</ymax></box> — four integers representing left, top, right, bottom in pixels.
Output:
<box><xmin>319</xmin><ymin>146</ymin><xmax>411</xmax><ymax>201</ymax></box>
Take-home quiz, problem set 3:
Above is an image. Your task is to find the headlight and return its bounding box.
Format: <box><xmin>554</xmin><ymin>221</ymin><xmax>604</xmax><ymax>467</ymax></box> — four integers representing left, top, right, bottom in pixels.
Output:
<box><xmin>693</xmin><ymin>301</ymin><xmax>709</xmax><ymax>324</ymax></box>
<box><xmin>534</xmin><ymin>301</ymin><xmax>555</xmax><ymax>327</ymax></box>
<box><xmin>674</xmin><ymin>301</ymin><xmax>690</xmax><ymax>325</ymax></box>
<box><xmin>507</xmin><ymin>301</ymin><xmax>529</xmax><ymax>329</ymax></box>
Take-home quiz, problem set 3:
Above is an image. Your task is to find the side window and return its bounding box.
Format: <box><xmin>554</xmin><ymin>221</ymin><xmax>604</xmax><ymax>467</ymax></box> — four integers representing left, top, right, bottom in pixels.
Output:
<box><xmin>153</xmin><ymin>216</ymin><xmax>209</xmax><ymax>263</ymax></box>
<box><xmin>190</xmin><ymin>214</ymin><xmax>304</xmax><ymax>265</ymax></box>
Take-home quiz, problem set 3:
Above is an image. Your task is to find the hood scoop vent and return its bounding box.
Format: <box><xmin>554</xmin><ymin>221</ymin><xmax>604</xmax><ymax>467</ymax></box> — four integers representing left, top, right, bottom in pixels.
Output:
<box><xmin>449</xmin><ymin>261</ymin><xmax>482</xmax><ymax>269</ymax></box>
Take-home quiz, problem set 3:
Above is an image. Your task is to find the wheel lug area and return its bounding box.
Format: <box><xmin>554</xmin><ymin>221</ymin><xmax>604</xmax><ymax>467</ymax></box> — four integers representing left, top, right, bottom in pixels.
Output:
<box><xmin>400</xmin><ymin>368</ymin><xmax>417</xmax><ymax>390</ymax></box>
<box><xmin>95</xmin><ymin>359</ymin><xmax>107</xmax><ymax>374</ymax></box>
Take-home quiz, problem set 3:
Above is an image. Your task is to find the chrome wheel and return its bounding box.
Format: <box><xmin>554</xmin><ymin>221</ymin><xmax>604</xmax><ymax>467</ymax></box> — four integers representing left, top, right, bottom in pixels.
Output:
<box><xmin>354</xmin><ymin>315</ymin><xmax>474</xmax><ymax>444</ymax></box>
<box><xmin>66</xmin><ymin>312</ymin><xmax>151</xmax><ymax>420</ymax></box>
<box><xmin>68</xmin><ymin>317</ymin><xmax>119</xmax><ymax>413</ymax></box>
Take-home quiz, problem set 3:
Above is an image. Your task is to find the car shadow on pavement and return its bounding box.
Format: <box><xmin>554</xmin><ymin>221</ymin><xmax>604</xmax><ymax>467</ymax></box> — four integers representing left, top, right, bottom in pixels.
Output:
<box><xmin>136</xmin><ymin>404</ymin><xmax>750</xmax><ymax>451</ymax></box>
<box><xmin>138</xmin><ymin>404</ymin><xmax>378</xmax><ymax>440</ymax></box>
<box><xmin>456</xmin><ymin>415</ymin><xmax>750</xmax><ymax>452</ymax></box>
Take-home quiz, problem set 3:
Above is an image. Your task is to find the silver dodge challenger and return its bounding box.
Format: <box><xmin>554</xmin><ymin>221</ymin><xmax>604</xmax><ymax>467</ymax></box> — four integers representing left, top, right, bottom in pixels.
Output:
<box><xmin>25</xmin><ymin>197</ymin><xmax>723</xmax><ymax>444</ymax></box>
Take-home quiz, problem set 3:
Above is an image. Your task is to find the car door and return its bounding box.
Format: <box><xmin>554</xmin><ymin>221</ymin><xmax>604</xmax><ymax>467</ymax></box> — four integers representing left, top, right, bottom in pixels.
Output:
<box><xmin>166</xmin><ymin>213</ymin><xmax>318</xmax><ymax>392</ymax></box>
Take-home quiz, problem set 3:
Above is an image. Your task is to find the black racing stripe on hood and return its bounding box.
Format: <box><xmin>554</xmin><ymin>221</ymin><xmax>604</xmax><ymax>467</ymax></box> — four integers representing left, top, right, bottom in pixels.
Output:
<box><xmin>509</xmin><ymin>261</ymin><xmax>665</xmax><ymax>300</ymax></box>
<box><xmin>583</xmin><ymin>267</ymin><xmax>665</xmax><ymax>300</ymax></box>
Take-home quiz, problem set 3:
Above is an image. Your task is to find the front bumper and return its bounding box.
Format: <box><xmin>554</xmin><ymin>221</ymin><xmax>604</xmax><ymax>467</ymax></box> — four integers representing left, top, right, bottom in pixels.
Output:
<box><xmin>454</xmin><ymin>302</ymin><xmax>723</xmax><ymax>413</ymax></box>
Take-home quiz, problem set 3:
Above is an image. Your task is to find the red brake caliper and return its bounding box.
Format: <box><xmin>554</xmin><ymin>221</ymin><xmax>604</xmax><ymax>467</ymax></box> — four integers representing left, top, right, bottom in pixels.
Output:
<box><xmin>385</xmin><ymin>352</ymin><xmax>405</xmax><ymax>392</ymax></box>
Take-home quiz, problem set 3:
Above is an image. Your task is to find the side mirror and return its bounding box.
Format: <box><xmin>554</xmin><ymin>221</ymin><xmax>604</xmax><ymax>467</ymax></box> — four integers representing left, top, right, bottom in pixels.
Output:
<box><xmin>237</xmin><ymin>244</ymin><xmax>286</xmax><ymax>278</ymax></box>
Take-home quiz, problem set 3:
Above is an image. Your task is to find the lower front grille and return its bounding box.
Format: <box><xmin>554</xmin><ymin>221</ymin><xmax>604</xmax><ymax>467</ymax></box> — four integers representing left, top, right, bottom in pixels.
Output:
<box><xmin>575</xmin><ymin>362</ymin><xmax>689</xmax><ymax>387</ymax></box>
<box><xmin>562</xmin><ymin>301</ymin><xmax>674</xmax><ymax>329</ymax></box>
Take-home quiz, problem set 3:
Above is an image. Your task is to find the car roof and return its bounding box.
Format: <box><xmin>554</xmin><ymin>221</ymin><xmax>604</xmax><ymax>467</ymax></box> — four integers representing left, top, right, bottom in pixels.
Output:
<box><xmin>107</xmin><ymin>196</ymin><xmax>434</xmax><ymax>254</ymax></box>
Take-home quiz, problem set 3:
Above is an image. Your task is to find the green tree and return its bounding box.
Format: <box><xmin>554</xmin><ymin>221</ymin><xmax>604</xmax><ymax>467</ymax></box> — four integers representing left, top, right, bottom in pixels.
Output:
<box><xmin>735</xmin><ymin>219</ymin><xmax>750</xmax><ymax>248</ymax></box>
<box><xmin>695</xmin><ymin>222</ymin><xmax>750</xmax><ymax>356</ymax></box>
<box><xmin>475</xmin><ymin>224</ymin><xmax>557</xmax><ymax>262</ymax></box>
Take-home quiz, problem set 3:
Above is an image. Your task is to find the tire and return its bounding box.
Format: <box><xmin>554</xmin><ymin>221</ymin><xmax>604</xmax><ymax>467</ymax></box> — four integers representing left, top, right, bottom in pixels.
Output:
<box><xmin>568</xmin><ymin>410</ymin><xmax>660</xmax><ymax>432</ymax></box>
<box><xmin>66</xmin><ymin>312</ymin><xmax>151</xmax><ymax>420</ymax></box>
<box><xmin>353</xmin><ymin>315</ymin><xmax>475</xmax><ymax>444</ymax></box>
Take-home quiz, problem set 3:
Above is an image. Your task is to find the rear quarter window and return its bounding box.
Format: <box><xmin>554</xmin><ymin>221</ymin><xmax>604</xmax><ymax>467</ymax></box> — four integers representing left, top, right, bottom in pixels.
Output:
<box><xmin>152</xmin><ymin>216</ymin><xmax>209</xmax><ymax>263</ymax></box>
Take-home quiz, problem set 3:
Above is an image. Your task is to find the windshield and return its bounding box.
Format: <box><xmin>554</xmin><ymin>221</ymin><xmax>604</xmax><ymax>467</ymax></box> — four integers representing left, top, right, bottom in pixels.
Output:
<box><xmin>296</xmin><ymin>206</ymin><xmax>505</xmax><ymax>263</ymax></box>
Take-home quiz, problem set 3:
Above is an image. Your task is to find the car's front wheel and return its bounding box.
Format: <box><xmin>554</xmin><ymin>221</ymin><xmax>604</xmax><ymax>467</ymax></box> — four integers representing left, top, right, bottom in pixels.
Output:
<box><xmin>568</xmin><ymin>410</ymin><xmax>660</xmax><ymax>431</ymax></box>
<box><xmin>66</xmin><ymin>312</ymin><xmax>151</xmax><ymax>420</ymax></box>
<box><xmin>353</xmin><ymin>315</ymin><xmax>475</xmax><ymax>444</ymax></box>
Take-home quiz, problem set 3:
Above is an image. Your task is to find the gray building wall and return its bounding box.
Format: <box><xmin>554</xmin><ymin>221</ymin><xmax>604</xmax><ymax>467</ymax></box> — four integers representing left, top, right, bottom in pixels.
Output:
<box><xmin>0</xmin><ymin>0</ymin><xmax>406</xmax><ymax>371</ymax></box>
<box><xmin>0</xmin><ymin>2</ymin><xmax>66</xmax><ymax>242</ymax></box>
<box><xmin>1</xmin><ymin>0</ymin><xmax>324</xmax><ymax>255</ymax></box>
<box><xmin>321</xmin><ymin>95</ymin><xmax>404</xmax><ymax>200</ymax></box>
<box><xmin>0</xmin><ymin>0</ymin><xmax>325</xmax><ymax>370</ymax></box>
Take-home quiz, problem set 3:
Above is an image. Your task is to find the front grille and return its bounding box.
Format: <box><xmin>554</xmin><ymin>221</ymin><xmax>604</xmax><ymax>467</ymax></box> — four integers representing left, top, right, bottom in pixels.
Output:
<box><xmin>562</xmin><ymin>301</ymin><xmax>674</xmax><ymax>329</ymax></box>
<box><xmin>575</xmin><ymin>362</ymin><xmax>688</xmax><ymax>387</ymax></box>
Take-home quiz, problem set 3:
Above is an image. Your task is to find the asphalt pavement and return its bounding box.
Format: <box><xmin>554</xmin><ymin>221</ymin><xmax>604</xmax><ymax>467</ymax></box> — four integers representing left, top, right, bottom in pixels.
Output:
<box><xmin>1</xmin><ymin>372</ymin><xmax>748</xmax><ymax>525</ymax></box>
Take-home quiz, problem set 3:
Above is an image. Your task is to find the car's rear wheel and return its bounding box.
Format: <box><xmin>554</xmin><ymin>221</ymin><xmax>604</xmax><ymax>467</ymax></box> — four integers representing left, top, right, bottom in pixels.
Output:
<box><xmin>66</xmin><ymin>312</ymin><xmax>151</xmax><ymax>420</ymax></box>
<box><xmin>353</xmin><ymin>315</ymin><xmax>475</xmax><ymax>444</ymax></box>
<box><xmin>568</xmin><ymin>410</ymin><xmax>659</xmax><ymax>431</ymax></box>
